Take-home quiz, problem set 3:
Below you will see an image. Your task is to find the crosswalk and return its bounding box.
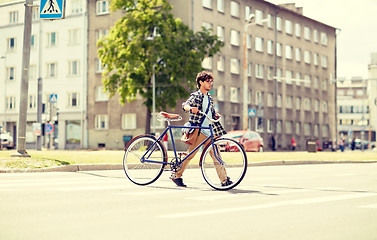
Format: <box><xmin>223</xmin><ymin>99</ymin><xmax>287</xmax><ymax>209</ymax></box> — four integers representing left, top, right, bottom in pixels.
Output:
<box><xmin>1</xmin><ymin>170</ymin><xmax>377</xmax><ymax>216</ymax></box>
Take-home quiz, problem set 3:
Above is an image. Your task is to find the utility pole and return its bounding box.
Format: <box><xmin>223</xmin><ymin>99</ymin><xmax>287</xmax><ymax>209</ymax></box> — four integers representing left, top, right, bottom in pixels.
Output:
<box><xmin>11</xmin><ymin>0</ymin><xmax>33</xmax><ymax>157</ymax></box>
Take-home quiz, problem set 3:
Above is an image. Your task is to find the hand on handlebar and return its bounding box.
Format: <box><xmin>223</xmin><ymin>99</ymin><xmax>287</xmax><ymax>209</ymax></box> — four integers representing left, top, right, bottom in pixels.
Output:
<box><xmin>190</xmin><ymin>107</ymin><xmax>199</xmax><ymax>114</ymax></box>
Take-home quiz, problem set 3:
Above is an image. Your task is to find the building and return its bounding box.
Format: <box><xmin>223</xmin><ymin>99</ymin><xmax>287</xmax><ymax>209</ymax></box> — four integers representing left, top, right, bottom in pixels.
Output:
<box><xmin>0</xmin><ymin>0</ymin><xmax>337</xmax><ymax>151</ymax></box>
<box><xmin>368</xmin><ymin>53</ymin><xmax>377</xmax><ymax>142</ymax></box>
<box><xmin>0</xmin><ymin>0</ymin><xmax>88</xmax><ymax>149</ymax></box>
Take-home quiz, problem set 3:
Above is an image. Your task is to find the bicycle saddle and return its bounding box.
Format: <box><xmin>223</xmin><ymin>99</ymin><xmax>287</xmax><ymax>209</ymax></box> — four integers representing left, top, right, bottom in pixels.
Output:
<box><xmin>159</xmin><ymin>112</ymin><xmax>181</xmax><ymax>119</ymax></box>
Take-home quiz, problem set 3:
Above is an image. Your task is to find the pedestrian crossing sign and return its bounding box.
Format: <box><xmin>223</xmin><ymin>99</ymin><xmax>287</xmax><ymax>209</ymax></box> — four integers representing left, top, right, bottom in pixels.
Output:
<box><xmin>40</xmin><ymin>0</ymin><xmax>66</xmax><ymax>20</ymax></box>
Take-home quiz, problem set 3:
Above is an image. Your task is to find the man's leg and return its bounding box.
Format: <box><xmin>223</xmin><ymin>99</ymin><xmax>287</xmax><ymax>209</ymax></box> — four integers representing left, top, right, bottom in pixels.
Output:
<box><xmin>208</xmin><ymin>144</ymin><xmax>228</xmax><ymax>183</ymax></box>
<box><xmin>174</xmin><ymin>133</ymin><xmax>208</xmax><ymax>179</ymax></box>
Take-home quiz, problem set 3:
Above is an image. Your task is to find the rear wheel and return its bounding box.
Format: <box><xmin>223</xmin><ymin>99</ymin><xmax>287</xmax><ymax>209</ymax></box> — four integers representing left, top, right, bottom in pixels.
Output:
<box><xmin>123</xmin><ymin>135</ymin><xmax>167</xmax><ymax>185</ymax></box>
<box><xmin>200</xmin><ymin>138</ymin><xmax>247</xmax><ymax>190</ymax></box>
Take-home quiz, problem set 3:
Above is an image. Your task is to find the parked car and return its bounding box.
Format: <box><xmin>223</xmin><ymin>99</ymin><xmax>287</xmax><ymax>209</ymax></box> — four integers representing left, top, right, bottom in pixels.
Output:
<box><xmin>221</xmin><ymin>130</ymin><xmax>264</xmax><ymax>152</ymax></box>
<box><xmin>0</xmin><ymin>132</ymin><xmax>14</xmax><ymax>149</ymax></box>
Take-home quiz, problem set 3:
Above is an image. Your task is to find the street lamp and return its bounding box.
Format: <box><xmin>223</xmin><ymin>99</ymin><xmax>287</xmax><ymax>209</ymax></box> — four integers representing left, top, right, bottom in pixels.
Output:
<box><xmin>243</xmin><ymin>14</ymin><xmax>268</xmax><ymax>130</ymax></box>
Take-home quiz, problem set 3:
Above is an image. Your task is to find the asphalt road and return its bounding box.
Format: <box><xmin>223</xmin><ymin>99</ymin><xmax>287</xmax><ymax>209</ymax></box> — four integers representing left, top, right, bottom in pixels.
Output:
<box><xmin>1</xmin><ymin>163</ymin><xmax>377</xmax><ymax>240</ymax></box>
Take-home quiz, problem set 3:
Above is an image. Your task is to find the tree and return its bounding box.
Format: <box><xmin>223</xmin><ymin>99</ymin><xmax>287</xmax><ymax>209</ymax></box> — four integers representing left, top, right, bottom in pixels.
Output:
<box><xmin>97</xmin><ymin>0</ymin><xmax>223</xmax><ymax>133</ymax></box>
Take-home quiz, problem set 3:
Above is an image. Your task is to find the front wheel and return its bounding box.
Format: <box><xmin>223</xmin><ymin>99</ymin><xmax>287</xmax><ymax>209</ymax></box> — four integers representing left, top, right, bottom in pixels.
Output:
<box><xmin>200</xmin><ymin>138</ymin><xmax>247</xmax><ymax>190</ymax></box>
<box><xmin>123</xmin><ymin>135</ymin><xmax>167</xmax><ymax>185</ymax></box>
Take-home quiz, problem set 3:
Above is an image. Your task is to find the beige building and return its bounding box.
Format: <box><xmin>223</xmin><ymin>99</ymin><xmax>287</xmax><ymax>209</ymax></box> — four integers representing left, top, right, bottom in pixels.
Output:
<box><xmin>87</xmin><ymin>0</ymin><xmax>337</xmax><ymax>151</ymax></box>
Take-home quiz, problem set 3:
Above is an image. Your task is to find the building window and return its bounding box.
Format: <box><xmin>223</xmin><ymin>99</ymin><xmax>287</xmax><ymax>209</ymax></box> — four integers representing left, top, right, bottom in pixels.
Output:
<box><xmin>96</xmin><ymin>58</ymin><xmax>105</xmax><ymax>73</ymax></box>
<box><xmin>255</xmin><ymin>10</ymin><xmax>264</xmax><ymax>25</ymax></box>
<box><xmin>68</xmin><ymin>29</ymin><xmax>80</xmax><ymax>45</ymax></box>
<box><xmin>28</xmin><ymin>95</ymin><xmax>37</xmax><ymax>109</ymax></box>
<box><xmin>277</xmin><ymin>94</ymin><xmax>282</xmax><ymax>107</ymax></box>
<box><xmin>304</xmin><ymin>27</ymin><xmax>311</xmax><ymax>41</ymax></box>
<box><xmin>255</xmin><ymin>91</ymin><xmax>263</xmax><ymax>106</ymax></box>
<box><xmin>68</xmin><ymin>92</ymin><xmax>80</xmax><ymax>107</ymax></box>
<box><xmin>230</xmin><ymin>58</ymin><xmax>240</xmax><ymax>74</ymax></box>
<box><xmin>276</xmin><ymin>42</ymin><xmax>282</xmax><ymax>57</ymax></box>
<box><xmin>285</xmin><ymin>45</ymin><xmax>293</xmax><ymax>59</ymax></box>
<box><xmin>313</xmin><ymin>29</ymin><xmax>319</xmax><ymax>43</ymax></box>
<box><xmin>247</xmin><ymin>62</ymin><xmax>252</xmax><ymax>77</ymax></box>
<box><xmin>256</xmin><ymin>117</ymin><xmax>263</xmax><ymax>132</ymax></box>
<box><xmin>9</xmin><ymin>11</ymin><xmax>18</xmax><ymax>23</ymax></box>
<box><xmin>7</xmin><ymin>37</ymin><xmax>16</xmax><ymax>51</ymax></box>
<box><xmin>255</xmin><ymin>64</ymin><xmax>264</xmax><ymax>78</ymax></box>
<box><xmin>96</xmin><ymin>0</ymin><xmax>110</xmax><ymax>15</ymax></box>
<box><xmin>230</xmin><ymin>30</ymin><xmax>240</xmax><ymax>46</ymax></box>
<box><xmin>95</xmin><ymin>86</ymin><xmax>109</xmax><ymax>102</ymax></box>
<box><xmin>217</xmin><ymin>56</ymin><xmax>225</xmax><ymax>72</ymax></box>
<box><xmin>295</xmin><ymin>48</ymin><xmax>301</xmax><ymax>62</ymax></box>
<box><xmin>267</xmin><ymin>119</ymin><xmax>273</xmax><ymax>133</ymax></box>
<box><xmin>47</xmin><ymin>63</ymin><xmax>57</xmax><ymax>77</ymax></box>
<box><xmin>286</xmin><ymin>121</ymin><xmax>292</xmax><ymax>134</ymax></box>
<box><xmin>6</xmin><ymin>96</ymin><xmax>16</xmax><ymax>110</ymax></box>
<box><xmin>296</xmin><ymin>97</ymin><xmax>301</xmax><ymax>110</ymax></box>
<box><xmin>295</xmin><ymin>23</ymin><xmax>301</xmax><ymax>37</ymax></box>
<box><xmin>202</xmin><ymin>0</ymin><xmax>212</xmax><ymax>9</ymax></box>
<box><xmin>322</xmin><ymin>102</ymin><xmax>328</xmax><ymax>113</ymax></box>
<box><xmin>71</xmin><ymin>0</ymin><xmax>82</xmax><ymax>13</ymax></box>
<box><xmin>276</xmin><ymin>17</ymin><xmax>282</xmax><ymax>31</ymax></box>
<box><xmin>321</xmin><ymin>32</ymin><xmax>328</xmax><ymax>46</ymax></box>
<box><xmin>322</xmin><ymin>78</ymin><xmax>328</xmax><ymax>91</ymax></box>
<box><xmin>285</xmin><ymin>71</ymin><xmax>293</xmax><ymax>84</ymax></box>
<box><xmin>285</xmin><ymin>20</ymin><xmax>292</xmax><ymax>35</ymax></box>
<box><xmin>295</xmin><ymin>72</ymin><xmax>301</xmax><ymax>86</ymax></box>
<box><xmin>66</xmin><ymin>120</ymin><xmax>81</xmax><ymax>143</ymax></box>
<box><xmin>247</xmin><ymin>34</ymin><xmax>252</xmax><ymax>49</ymax></box>
<box><xmin>304</xmin><ymin>123</ymin><xmax>311</xmax><ymax>136</ymax></box>
<box><xmin>267</xmin><ymin>14</ymin><xmax>273</xmax><ymax>28</ymax></box>
<box><xmin>267</xmin><ymin>40</ymin><xmax>273</xmax><ymax>55</ymax></box>
<box><xmin>95</xmin><ymin>115</ymin><xmax>108</xmax><ymax>129</ymax></box>
<box><xmin>277</xmin><ymin>120</ymin><xmax>282</xmax><ymax>133</ymax></box>
<box><xmin>314</xmin><ymin>124</ymin><xmax>319</xmax><ymax>137</ymax></box>
<box><xmin>230</xmin><ymin>87</ymin><xmax>239</xmax><ymax>102</ymax></box>
<box><xmin>202</xmin><ymin>57</ymin><xmax>213</xmax><ymax>69</ymax></box>
<box><xmin>296</xmin><ymin>122</ymin><xmax>301</xmax><ymax>135</ymax></box>
<box><xmin>217</xmin><ymin>85</ymin><xmax>225</xmax><ymax>101</ymax></box>
<box><xmin>276</xmin><ymin>68</ymin><xmax>282</xmax><ymax>82</ymax></box>
<box><xmin>314</xmin><ymin>99</ymin><xmax>320</xmax><ymax>112</ymax></box>
<box><xmin>322</xmin><ymin>125</ymin><xmax>328</xmax><ymax>137</ymax></box>
<box><xmin>230</xmin><ymin>1</ymin><xmax>240</xmax><ymax>18</ymax></box>
<box><xmin>313</xmin><ymin>53</ymin><xmax>319</xmax><ymax>66</ymax></box>
<box><xmin>321</xmin><ymin>56</ymin><xmax>328</xmax><ymax>68</ymax></box>
<box><xmin>217</xmin><ymin>26</ymin><xmax>225</xmax><ymax>42</ymax></box>
<box><xmin>304</xmin><ymin>75</ymin><xmax>311</xmax><ymax>87</ymax></box>
<box><xmin>304</xmin><ymin>50</ymin><xmax>311</xmax><ymax>64</ymax></box>
<box><xmin>304</xmin><ymin>98</ymin><xmax>311</xmax><ymax>110</ymax></box>
<box><xmin>245</xmin><ymin>6</ymin><xmax>251</xmax><ymax>20</ymax></box>
<box><xmin>202</xmin><ymin>22</ymin><xmax>213</xmax><ymax>33</ymax></box>
<box><xmin>314</xmin><ymin>77</ymin><xmax>319</xmax><ymax>89</ymax></box>
<box><xmin>95</xmin><ymin>29</ymin><xmax>109</xmax><ymax>43</ymax></box>
<box><xmin>255</xmin><ymin>37</ymin><xmax>263</xmax><ymax>52</ymax></box>
<box><xmin>47</xmin><ymin>32</ymin><xmax>57</xmax><ymax>47</ymax></box>
<box><xmin>122</xmin><ymin>114</ymin><xmax>137</xmax><ymax>130</ymax></box>
<box><xmin>32</xmin><ymin>7</ymin><xmax>39</xmax><ymax>19</ymax></box>
<box><xmin>7</xmin><ymin>67</ymin><xmax>15</xmax><ymax>81</ymax></box>
<box><xmin>267</xmin><ymin>66</ymin><xmax>274</xmax><ymax>80</ymax></box>
<box><xmin>217</xmin><ymin>0</ymin><xmax>224</xmax><ymax>13</ymax></box>
<box><xmin>68</xmin><ymin>60</ymin><xmax>80</xmax><ymax>76</ymax></box>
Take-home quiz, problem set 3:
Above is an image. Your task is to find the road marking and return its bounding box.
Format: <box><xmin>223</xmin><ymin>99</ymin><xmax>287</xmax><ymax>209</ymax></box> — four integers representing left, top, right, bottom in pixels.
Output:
<box><xmin>157</xmin><ymin>192</ymin><xmax>377</xmax><ymax>218</ymax></box>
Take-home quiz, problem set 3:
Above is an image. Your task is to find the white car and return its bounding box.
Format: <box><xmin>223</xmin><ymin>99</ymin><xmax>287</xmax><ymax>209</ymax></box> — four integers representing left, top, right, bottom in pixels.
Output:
<box><xmin>0</xmin><ymin>132</ymin><xmax>14</xmax><ymax>149</ymax></box>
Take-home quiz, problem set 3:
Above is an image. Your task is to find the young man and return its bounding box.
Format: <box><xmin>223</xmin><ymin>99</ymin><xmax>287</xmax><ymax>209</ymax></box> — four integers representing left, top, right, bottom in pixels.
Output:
<box><xmin>171</xmin><ymin>71</ymin><xmax>232</xmax><ymax>187</ymax></box>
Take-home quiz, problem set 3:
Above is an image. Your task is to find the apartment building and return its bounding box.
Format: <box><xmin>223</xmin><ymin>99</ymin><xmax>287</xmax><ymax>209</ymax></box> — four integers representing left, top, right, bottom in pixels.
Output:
<box><xmin>0</xmin><ymin>0</ymin><xmax>87</xmax><ymax>149</ymax></box>
<box><xmin>0</xmin><ymin>0</ymin><xmax>337</xmax><ymax>151</ymax></box>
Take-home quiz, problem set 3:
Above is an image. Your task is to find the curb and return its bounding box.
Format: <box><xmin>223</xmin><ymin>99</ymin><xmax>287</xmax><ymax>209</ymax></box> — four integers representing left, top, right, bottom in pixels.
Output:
<box><xmin>1</xmin><ymin>160</ymin><xmax>376</xmax><ymax>173</ymax></box>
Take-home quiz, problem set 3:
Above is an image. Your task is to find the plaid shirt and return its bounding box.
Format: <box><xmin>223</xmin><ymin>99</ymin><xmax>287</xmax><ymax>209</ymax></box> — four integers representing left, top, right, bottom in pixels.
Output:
<box><xmin>182</xmin><ymin>90</ymin><xmax>226</xmax><ymax>137</ymax></box>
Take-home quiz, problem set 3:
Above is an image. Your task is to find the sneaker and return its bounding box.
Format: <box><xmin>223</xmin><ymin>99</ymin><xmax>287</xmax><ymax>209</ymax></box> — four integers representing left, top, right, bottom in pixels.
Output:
<box><xmin>221</xmin><ymin>177</ymin><xmax>233</xmax><ymax>187</ymax></box>
<box><xmin>172</xmin><ymin>178</ymin><xmax>187</xmax><ymax>187</ymax></box>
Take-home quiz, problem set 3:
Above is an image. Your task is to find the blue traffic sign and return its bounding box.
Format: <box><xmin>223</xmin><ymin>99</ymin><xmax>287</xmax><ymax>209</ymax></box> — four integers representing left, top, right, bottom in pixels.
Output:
<box><xmin>50</xmin><ymin>94</ymin><xmax>57</xmax><ymax>103</ymax></box>
<box><xmin>45</xmin><ymin>123</ymin><xmax>54</xmax><ymax>134</ymax></box>
<box><xmin>40</xmin><ymin>0</ymin><xmax>66</xmax><ymax>20</ymax></box>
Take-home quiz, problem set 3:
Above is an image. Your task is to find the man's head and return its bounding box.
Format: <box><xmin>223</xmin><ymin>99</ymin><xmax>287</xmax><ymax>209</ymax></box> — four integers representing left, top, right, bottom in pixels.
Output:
<box><xmin>196</xmin><ymin>71</ymin><xmax>214</xmax><ymax>89</ymax></box>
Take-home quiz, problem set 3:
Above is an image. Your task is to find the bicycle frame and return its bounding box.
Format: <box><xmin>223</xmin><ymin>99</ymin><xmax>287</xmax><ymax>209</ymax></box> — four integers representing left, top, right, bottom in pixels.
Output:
<box><xmin>140</xmin><ymin>123</ymin><xmax>225</xmax><ymax>168</ymax></box>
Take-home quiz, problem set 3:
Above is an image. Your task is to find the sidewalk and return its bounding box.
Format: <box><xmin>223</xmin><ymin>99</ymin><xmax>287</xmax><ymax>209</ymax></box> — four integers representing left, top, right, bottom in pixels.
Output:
<box><xmin>1</xmin><ymin>149</ymin><xmax>376</xmax><ymax>173</ymax></box>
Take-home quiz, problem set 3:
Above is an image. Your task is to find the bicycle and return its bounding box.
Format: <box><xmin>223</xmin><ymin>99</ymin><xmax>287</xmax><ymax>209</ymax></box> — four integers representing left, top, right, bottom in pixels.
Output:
<box><xmin>123</xmin><ymin>111</ymin><xmax>247</xmax><ymax>190</ymax></box>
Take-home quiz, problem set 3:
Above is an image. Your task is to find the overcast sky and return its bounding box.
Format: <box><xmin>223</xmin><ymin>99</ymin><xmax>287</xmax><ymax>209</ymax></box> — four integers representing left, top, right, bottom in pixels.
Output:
<box><xmin>268</xmin><ymin>0</ymin><xmax>377</xmax><ymax>79</ymax></box>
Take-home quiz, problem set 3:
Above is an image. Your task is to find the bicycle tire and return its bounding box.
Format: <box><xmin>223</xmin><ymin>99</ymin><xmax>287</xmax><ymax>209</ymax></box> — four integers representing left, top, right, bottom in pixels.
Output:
<box><xmin>200</xmin><ymin>138</ymin><xmax>247</xmax><ymax>190</ymax></box>
<box><xmin>123</xmin><ymin>135</ymin><xmax>167</xmax><ymax>185</ymax></box>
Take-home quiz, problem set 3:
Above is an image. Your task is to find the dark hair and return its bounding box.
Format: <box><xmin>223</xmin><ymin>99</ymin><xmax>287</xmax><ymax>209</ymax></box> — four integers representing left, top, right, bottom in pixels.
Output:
<box><xmin>196</xmin><ymin>71</ymin><xmax>213</xmax><ymax>89</ymax></box>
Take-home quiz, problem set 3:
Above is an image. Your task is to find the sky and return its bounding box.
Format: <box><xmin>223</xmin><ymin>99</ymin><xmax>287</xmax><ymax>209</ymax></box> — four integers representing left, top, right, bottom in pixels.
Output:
<box><xmin>268</xmin><ymin>0</ymin><xmax>377</xmax><ymax>80</ymax></box>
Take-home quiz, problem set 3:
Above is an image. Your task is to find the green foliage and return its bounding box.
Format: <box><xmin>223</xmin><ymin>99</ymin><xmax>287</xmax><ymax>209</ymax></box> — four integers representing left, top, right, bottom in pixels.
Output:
<box><xmin>97</xmin><ymin>0</ymin><xmax>223</xmax><ymax>112</ymax></box>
